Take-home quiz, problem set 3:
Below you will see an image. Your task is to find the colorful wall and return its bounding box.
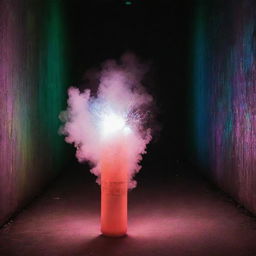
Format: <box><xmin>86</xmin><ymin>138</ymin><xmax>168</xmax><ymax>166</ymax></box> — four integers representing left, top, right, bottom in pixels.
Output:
<box><xmin>0</xmin><ymin>0</ymin><xmax>69</xmax><ymax>226</ymax></box>
<box><xmin>193</xmin><ymin>0</ymin><xmax>256</xmax><ymax>214</ymax></box>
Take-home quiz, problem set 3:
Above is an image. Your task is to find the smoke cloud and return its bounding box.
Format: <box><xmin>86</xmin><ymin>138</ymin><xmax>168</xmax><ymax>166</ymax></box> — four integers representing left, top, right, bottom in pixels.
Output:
<box><xmin>59</xmin><ymin>53</ymin><xmax>154</xmax><ymax>188</ymax></box>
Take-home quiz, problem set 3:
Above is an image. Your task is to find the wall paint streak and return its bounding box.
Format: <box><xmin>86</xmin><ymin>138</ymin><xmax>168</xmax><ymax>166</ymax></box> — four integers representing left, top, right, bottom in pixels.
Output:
<box><xmin>0</xmin><ymin>0</ymin><xmax>68</xmax><ymax>226</ymax></box>
<box><xmin>193</xmin><ymin>0</ymin><xmax>256</xmax><ymax>214</ymax></box>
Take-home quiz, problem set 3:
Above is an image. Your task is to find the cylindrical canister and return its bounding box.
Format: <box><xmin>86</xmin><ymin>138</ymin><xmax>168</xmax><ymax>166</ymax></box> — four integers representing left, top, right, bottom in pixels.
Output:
<box><xmin>100</xmin><ymin>137</ymin><xmax>128</xmax><ymax>237</ymax></box>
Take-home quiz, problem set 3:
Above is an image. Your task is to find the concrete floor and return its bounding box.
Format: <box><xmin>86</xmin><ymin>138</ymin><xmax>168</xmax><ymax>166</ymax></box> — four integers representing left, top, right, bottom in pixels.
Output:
<box><xmin>0</xmin><ymin>166</ymin><xmax>256</xmax><ymax>256</ymax></box>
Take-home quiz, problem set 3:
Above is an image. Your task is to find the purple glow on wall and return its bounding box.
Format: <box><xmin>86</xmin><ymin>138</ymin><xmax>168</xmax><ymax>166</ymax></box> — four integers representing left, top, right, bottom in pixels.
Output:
<box><xmin>0</xmin><ymin>0</ymin><xmax>68</xmax><ymax>226</ymax></box>
<box><xmin>0</xmin><ymin>0</ymin><xmax>19</xmax><ymax>221</ymax></box>
<box><xmin>193</xmin><ymin>0</ymin><xmax>256</xmax><ymax>214</ymax></box>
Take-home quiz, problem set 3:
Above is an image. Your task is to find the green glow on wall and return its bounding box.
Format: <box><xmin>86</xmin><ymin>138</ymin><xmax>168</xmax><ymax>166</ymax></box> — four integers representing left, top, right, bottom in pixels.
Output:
<box><xmin>192</xmin><ymin>3</ymin><xmax>210</xmax><ymax>168</ymax></box>
<box><xmin>0</xmin><ymin>0</ymin><xmax>69</xmax><ymax>225</ymax></box>
<box><xmin>38</xmin><ymin>0</ymin><xmax>68</xmax><ymax>175</ymax></box>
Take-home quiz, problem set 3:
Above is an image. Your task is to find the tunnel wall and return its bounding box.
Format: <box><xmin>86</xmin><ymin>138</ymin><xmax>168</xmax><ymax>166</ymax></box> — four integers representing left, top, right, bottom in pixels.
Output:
<box><xmin>193</xmin><ymin>0</ymin><xmax>256</xmax><ymax>214</ymax></box>
<box><xmin>0</xmin><ymin>0</ymin><xmax>69</xmax><ymax>226</ymax></box>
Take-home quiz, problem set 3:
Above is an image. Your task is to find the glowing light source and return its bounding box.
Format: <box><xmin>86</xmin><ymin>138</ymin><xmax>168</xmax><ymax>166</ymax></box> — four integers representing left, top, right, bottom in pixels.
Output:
<box><xmin>101</xmin><ymin>112</ymin><xmax>128</xmax><ymax>137</ymax></box>
<box><xmin>60</xmin><ymin>54</ymin><xmax>154</xmax><ymax>238</ymax></box>
<box><xmin>125</xmin><ymin>1</ymin><xmax>132</xmax><ymax>5</ymax></box>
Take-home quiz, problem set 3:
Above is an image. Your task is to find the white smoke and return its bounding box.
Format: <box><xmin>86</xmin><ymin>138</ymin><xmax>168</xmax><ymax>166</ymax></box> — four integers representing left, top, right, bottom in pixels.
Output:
<box><xmin>59</xmin><ymin>53</ymin><xmax>154</xmax><ymax>188</ymax></box>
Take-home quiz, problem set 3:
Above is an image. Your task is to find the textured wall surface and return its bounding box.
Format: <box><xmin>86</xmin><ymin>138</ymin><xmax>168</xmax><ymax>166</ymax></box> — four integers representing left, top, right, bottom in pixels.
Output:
<box><xmin>193</xmin><ymin>0</ymin><xmax>256</xmax><ymax>214</ymax></box>
<box><xmin>0</xmin><ymin>0</ymin><xmax>68</xmax><ymax>225</ymax></box>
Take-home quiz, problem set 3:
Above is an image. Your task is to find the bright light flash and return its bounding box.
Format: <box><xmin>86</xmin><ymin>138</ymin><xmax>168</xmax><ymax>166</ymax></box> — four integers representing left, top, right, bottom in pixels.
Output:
<box><xmin>101</xmin><ymin>112</ymin><xmax>131</xmax><ymax>137</ymax></box>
